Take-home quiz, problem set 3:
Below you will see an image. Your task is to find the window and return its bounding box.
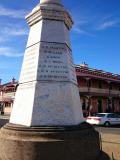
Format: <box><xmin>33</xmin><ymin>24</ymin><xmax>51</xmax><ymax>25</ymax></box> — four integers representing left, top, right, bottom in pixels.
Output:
<box><xmin>99</xmin><ymin>82</ymin><xmax>102</xmax><ymax>89</ymax></box>
<box><xmin>109</xmin><ymin>84</ymin><xmax>112</xmax><ymax>90</ymax></box>
<box><xmin>87</xmin><ymin>80</ymin><xmax>91</xmax><ymax>87</ymax></box>
<box><xmin>114</xmin><ymin>114</ymin><xmax>120</xmax><ymax>118</ymax></box>
<box><xmin>82</xmin><ymin>98</ymin><xmax>86</xmax><ymax>110</ymax></box>
<box><xmin>95</xmin><ymin>114</ymin><xmax>106</xmax><ymax>117</ymax></box>
<box><xmin>107</xmin><ymin>114</ymin><xmax>116</xmax><ymax>118</ymax></box>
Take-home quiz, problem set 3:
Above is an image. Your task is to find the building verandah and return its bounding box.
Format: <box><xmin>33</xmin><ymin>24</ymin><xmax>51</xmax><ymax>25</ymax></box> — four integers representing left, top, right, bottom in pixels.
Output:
<box><xmin>0</xmin><ymin>78</ymin><xmax>18</xmax><ymax>115</ymax></box>
<box><xmin>76</xmin><ymin>64</ymin><xmax>120</xmax><ymax>116</ymax></box>
<box><xmin>80</xmin><ymin>96</ymin><xmax>120</xmax><ymax>117</ymax></box>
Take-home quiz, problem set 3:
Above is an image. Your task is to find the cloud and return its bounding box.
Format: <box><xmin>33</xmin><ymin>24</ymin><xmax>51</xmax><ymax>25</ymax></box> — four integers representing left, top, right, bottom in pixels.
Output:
<box><xmin>2</xmin><ymin>26</ymin><xmax>28</xmax><ymax>36</ymax></box>
<box><xmin>0</xmin><ymin>5</ymin><xmax>28</xmax><ymax>19</ymax></box>
<box><xmin>73</xmin><ymin>26</ymin><xmax>94</xmax><ymax>37</ymax></box>
<box><xmin>95</xmin><ymin>15</ymin><xmax>119</xmax><ymax>31</ymax></box>
<box><xmin>0</xmin><ymin>47</ymin><xmax>23</xmax><ymax>57</ymax></box>
<box><xmin>73</xmin><ymin>15</ymin><xmax>119</xmax><ymax>34</ymax></box>
<box><xmin>72</xmin><ymin>19</ymin><xmax>95</xmax><ymax>37</ymax></box>
<box><xmin>72</xmin><ymin>7</ymin><xmax>120</xmax><ymax>34</ymax></box>
<box><xmin>96</xmin><ymin>20</ymin><xmax>118</xmax><ymax>30</ymax></box>
<box><xmin>0</xmin><ymin>23</ymin><xmax>28</xmax><ymax>44</ymax></box>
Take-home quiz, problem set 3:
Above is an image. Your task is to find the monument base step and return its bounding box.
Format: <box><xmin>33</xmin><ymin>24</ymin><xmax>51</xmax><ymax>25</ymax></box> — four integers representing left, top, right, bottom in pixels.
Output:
<box><xmin>0</xmin><ymin>122</ymin><xmax>100</xmax><ymax>160</ymax></box>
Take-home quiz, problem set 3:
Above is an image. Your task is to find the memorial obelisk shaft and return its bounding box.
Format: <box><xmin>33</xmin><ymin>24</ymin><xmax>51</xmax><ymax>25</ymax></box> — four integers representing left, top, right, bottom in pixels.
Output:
<box><xmin>10</xmin><ymin>0</ymin><xmax>84</xmax><ymax>126</ymax></box>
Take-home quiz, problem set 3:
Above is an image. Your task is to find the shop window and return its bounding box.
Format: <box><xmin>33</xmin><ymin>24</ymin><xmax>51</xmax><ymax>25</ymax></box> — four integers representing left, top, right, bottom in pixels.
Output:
<box><xmin>82</xmin><ymin>98</ymin><xmax>86</xmax><ymax>110</ymax></box>
<box><xmin>97</xmin><ymin>97</ymin><xmax>103</xmax><ymax>113</ymax></box>
<box><xmin>112</xmin><ymin>99</ymin><xmax>115</xmax><ymax>112</ymax></box>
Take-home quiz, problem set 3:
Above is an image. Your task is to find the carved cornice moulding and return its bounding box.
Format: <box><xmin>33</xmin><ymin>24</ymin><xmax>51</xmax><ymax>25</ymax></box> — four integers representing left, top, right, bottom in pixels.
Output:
<box><xmin>26</xmin><ymin>5</ymin><xmax>73</xmax><ymax>30</ymax></box>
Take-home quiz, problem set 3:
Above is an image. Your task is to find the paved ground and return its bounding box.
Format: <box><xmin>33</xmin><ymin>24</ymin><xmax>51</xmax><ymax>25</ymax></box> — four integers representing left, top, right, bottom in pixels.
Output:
<box><xmin>100</xmin><ymin>133</ymin><xmax>120</xmax><ymax>160</ymax></box>
<box><xmin>99</xmin><ymin>152</ymin><xmax>111</xmax><ymax>160</ymax></box>
<box><xmin>0</xmin><ymin>115</ymin><xmax>9</xmax><ymax>128</ymax></box>
<box><xmin>95</xmin><ymin>126</ymin><xmax>120</xmax><ymax>160</ymax></box>
<box><xmin>95</xmin><ymin>125</ymin><xmax>120</xmax><ymax>135</ymax></box>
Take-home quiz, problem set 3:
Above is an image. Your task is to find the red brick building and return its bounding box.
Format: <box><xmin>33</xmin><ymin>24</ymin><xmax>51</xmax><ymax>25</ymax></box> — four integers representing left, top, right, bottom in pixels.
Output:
<box><xmin>76</xmin><ymin>64</ymin><xmax>120</xmax><ymax>116</ymax></box>
<box><xmin>0</xmin><ymin>65</ymin><xmax>120</xmax><ymax>116</ymax></box>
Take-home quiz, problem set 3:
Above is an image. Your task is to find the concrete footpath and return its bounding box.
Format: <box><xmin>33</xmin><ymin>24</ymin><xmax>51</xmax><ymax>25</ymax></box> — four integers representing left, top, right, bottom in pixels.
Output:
<box><xmin>100</xmin><ymin>133</ymin><xmax>120</xmax><ymax>160</ymax></box>
<box><xmin>0</xmin><ymin>117</ymin><xmax>120</xmax><ymax>160</ymax></box>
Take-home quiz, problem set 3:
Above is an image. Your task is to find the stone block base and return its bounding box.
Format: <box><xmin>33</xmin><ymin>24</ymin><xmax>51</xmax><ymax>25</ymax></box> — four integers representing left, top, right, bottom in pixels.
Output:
<box><xmin>0</xmin><ymin>122</ymin><xmax>100</xmax><ymax>160</ymax></box>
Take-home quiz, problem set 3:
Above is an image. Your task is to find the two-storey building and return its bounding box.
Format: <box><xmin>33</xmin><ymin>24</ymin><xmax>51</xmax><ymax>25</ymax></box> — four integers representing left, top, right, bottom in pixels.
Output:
<box><xmin>76</xmin><ymin>64</ymin><xmax>120</xmax><ymax>116</ymax></box>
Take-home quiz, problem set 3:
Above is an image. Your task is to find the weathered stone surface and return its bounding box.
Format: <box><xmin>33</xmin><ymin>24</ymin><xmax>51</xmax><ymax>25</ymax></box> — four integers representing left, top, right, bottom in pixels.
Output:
<box><xmin>10</xmin><ymin>82</ymin><xmax>83</xmax><ymax>126</ymax></box>
<box><xmin>0</xmin><ymin>123</ymin><xmax>100</xmax><ymax>160</ymax></box>
<box><xmin>10</xmin><ymin>0</ymin><xmax>84</xmax><ymax>127</ymax></box>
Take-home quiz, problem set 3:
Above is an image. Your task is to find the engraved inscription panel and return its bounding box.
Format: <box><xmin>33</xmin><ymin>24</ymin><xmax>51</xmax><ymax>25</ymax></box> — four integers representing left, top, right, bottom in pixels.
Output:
<box><xmin>19</xmin><ymin>42</ymin><xmax>77</xmax><ymax>83</ymax></box>
<box><xmin>37</xmin><ymin>42</ymin><xmax>77</xmax><ymax>83</ymax></box>
<box><xmin>19</xmin><ymin>44</ymin><xmax>39</xmax><ymax>83</ymax></box>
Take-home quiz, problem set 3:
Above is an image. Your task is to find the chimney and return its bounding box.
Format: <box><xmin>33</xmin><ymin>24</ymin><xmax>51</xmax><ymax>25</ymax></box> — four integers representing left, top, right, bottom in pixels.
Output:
<box><xmin>12</xmin><ymin>78</ymin><xmax>15</xmax><ymax>83</ymax></box>
<box><xmin>80</xmin><ymin>62</ymin><xmax>88</xmax><ymax>68</ymax></box>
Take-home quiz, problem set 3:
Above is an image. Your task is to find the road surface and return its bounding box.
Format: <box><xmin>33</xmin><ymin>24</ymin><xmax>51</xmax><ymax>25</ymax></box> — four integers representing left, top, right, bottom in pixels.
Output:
<box><xmin>95</xmin><ymin>125</ymin><xmax>120</xmax><ymax>135</ymax></box>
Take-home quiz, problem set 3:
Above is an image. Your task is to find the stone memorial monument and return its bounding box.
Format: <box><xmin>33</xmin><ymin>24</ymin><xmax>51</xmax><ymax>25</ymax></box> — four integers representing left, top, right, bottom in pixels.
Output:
<box><xmin>0</xmin><ymin>0</ymin><xmax>100</xmax><ymax>159</ymax></box>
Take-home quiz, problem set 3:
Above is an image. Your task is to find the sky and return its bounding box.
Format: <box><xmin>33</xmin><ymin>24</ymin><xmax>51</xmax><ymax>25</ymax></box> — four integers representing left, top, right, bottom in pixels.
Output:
<box><xmin>0</xmin><ymin>0</ymin><xmax>120</xmax><ymax>83</ymax></box>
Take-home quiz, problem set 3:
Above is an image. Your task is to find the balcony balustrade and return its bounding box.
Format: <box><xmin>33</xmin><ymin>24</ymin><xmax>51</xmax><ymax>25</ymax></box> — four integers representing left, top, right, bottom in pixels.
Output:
<box><xmin>2</xmin><ymin>92</ymin><xmax>15</xmax><ymax>99</ymax></box>
<box><xmin>79</xmin><ymin>87</ymin><xmax>88</xmax><ymax>92</ymax></box>
<box><xmin>90</xmin><ymin>88</ymin><xmax>109</xmax><ymax>94</ymax></box>
<box><xmin>79</xmin><ymin>86</ymin><xmax>120</xmax><ymax>96</ymax></box>
<box><xmin>110</xmin><ymin>90</ymin><xmax>120</xmax><ymax>95</ymax></box>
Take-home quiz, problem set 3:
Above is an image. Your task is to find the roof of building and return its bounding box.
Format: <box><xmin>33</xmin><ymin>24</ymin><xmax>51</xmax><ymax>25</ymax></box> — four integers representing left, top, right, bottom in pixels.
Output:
<box><xmin>0</xmin><ymin>78</ymin><xmax>18</xmax><ymax>91</ymax></box>
<box><xmin>76</xmin><ymin>64</ymin><xmax>120</xmax><ymax>83</ymax></box>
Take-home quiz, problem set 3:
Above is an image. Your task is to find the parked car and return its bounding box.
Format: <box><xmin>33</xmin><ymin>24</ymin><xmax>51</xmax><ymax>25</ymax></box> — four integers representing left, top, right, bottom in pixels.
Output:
<box><xmin>86</xmin><ymin>113</ymin><xmax>120</xmax><ymax>127</ymax></box>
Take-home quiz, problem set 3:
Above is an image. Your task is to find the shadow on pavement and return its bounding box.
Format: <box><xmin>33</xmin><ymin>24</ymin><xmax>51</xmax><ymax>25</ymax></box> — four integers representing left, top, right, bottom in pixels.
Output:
<box><xmin>0</xmin><ymin>151</ymin><xmax>112</xmax><ymax>160</ymax></box>
<box><xmin>0</xmin><ymin>119</ymin><xmax>117</xmax><ymax>160</ymax></box>
<box><xmin>96</xmin><ymin>124</ymin><xmax>120</xmax><ymax>128</ymax></box>
<box><xmin>99</xmin><ymin>151</ymin><xmax>111</xmax><ymax>160</ymax></box>
<box><xmin>0</xmin><ymin>119</ymin><xmax>9</xmax><ymax>128</ymax></box>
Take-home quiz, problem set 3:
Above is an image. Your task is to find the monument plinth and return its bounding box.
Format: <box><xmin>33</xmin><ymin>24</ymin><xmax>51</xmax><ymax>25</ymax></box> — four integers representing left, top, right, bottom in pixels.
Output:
<box><xmin>0</xmin><ymin>0</ymin><xmax>100</xmax><ymax>159</ymax></box>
